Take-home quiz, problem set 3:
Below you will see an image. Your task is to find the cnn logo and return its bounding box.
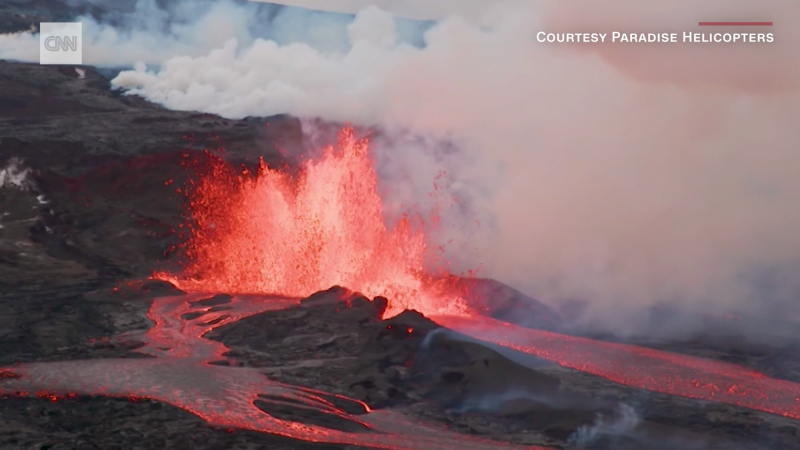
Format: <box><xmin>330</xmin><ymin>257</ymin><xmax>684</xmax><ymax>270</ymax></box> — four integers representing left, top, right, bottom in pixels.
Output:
<box><xmin>39</xmin><ymin>22</ymin><xmax>82</xmax><ymax>65</ymax></box>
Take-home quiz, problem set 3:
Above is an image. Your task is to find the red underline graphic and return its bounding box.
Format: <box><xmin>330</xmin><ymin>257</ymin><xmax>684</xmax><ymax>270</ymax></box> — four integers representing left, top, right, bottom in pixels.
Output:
<box><xmin>698</xmin><ymin>22</ymin><xmax>773</xmax><ymax>26</ymax></box>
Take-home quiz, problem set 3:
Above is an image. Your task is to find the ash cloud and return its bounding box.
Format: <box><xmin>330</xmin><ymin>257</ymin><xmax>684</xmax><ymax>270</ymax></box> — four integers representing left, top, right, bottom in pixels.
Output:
<box><xmin>4</xmin><ymin>0</ymin><xmax>800</xmax><ymax>337</ymax></box>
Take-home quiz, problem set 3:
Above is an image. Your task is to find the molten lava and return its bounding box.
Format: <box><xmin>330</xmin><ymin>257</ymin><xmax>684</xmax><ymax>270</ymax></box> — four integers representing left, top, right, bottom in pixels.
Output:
<box><xmin>0</xmin><ymin>293</ymin><xmax>548</xmax><ymax>450</ymax></box>
<box><xmin>432</xmin><ymin>315</ymin><xmax>800</xmax><ymax>419</ymax></box>
<box><xmin>159</xmin><ymin>127</ymin><xmax>466</xmax><ymax>318</ymax></box>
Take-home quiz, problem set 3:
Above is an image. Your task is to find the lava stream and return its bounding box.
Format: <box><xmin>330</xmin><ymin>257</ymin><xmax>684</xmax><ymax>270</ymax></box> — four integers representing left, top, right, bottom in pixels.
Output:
<box><xmin>431</xmin><ymin>315</ymin><xmax>800</xmax><ymax>419</ymax></box>
<box><xmin>0</xmin><ymin>293</ymin><xmax>548</xmax><ymax>450</ymax></box>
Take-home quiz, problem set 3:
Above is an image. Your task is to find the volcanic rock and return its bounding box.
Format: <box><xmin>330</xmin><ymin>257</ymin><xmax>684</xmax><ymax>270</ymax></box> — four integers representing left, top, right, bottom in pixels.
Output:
<box><xmin>458</xmin><ymin>278</ymin><xmax>562</xmax><ymax>331</ymax></box>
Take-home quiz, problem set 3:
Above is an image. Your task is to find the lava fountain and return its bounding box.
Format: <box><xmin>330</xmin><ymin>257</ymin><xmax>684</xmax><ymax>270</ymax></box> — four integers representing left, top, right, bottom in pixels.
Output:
<box><xmin>158</xmin><ymin>126</ymin><xmax>467</xmax><ymax>318</ymax></box>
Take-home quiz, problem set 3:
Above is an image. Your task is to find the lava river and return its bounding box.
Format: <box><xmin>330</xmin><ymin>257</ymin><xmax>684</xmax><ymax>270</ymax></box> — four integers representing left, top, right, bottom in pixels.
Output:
<box><xmin>2</xmin><ymin>127</ymin><xmax>799</xmax><ymax>449</ymax></box>
<box><xmin>0</xmin><ymin>292</ymin><xmax>549</xmax><ymax>450</ymax></box>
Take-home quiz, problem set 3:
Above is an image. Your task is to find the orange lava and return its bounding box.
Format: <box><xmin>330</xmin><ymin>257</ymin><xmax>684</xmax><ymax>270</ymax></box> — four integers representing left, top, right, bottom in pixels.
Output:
<box><xmin>432</xmin><ymin>315</ymin><xmax>800</xmax><ymax>419</ymax></box>
<box><xmin>158</xmin><ymin>127</ymin><xmax>467</xmax><ymax>318</ymax></box>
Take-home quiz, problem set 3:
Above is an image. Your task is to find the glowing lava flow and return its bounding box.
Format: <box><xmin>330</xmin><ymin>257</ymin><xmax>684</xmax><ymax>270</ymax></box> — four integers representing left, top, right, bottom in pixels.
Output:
<box><xmin>431</xmin><ymin>315</ymin><xmax>800</xmax><ymax>419</ymax></box>
<box><xmin>159</xmin><ymin>127</ymin><xmax>466</xmax><ymax>319</ymax></box>
<box><xmin>153</xmin><ymin>125</ymin><xmax>800</xmax><ymax>421</ymax></box>
<box><xmin>0</xmin><ymin>293</ymin><xmax>548</xmax><ymax>450</ymax></box>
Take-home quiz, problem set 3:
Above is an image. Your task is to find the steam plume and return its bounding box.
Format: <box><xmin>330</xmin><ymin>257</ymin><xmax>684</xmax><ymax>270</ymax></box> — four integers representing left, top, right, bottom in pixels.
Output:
<box><xmin>0</xmin><ymin>159</ymin><xmax>32</xmax><ymax>190</ymax></box>
<box><xmin>2</xmin><ymin>0</ymin><xmax>799</xmax><ymax>336</ymax></box>
<box><xmin>569</xmin><ymin>403</ymin><xmax>640</xmax><ymax>445</ymax></box>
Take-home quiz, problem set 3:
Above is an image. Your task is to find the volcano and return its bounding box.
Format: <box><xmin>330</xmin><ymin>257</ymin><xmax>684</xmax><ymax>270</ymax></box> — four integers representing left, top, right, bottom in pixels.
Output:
<box><xmin>1</xmin><ymin>14</ymin><xmax>800</xmax><ymax>450</ymax></box>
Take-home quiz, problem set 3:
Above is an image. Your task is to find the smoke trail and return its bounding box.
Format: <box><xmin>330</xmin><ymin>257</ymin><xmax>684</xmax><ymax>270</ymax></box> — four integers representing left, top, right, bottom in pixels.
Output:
<box><xmin>3</xmin><ymin>0</ymin><xmax>800</xmax><ymax>337</ymax></box>
<box><xmin>0</xmin><ymin>159</ymin><xmax>32</xmax><ymax>190</ymax></box>
<box><xmin>568</xmin><ymin>403</ymin><xmax>640</xmax><ymax>446</ymax></box>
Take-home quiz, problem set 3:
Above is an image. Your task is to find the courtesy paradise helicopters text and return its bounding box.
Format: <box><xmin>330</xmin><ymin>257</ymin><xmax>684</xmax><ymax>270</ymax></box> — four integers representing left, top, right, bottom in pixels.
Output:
<box><xmin>537</xmin><ymin>32</ymin><xmax>774</xmax><ymax>43</ymax></box>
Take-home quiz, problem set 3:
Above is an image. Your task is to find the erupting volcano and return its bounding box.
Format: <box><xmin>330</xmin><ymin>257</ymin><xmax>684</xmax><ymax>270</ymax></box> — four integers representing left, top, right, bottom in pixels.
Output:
<box><xmin>158</xmin><ymin>126</ymin><xmax>467</xmax><ymax>319</ymax></box>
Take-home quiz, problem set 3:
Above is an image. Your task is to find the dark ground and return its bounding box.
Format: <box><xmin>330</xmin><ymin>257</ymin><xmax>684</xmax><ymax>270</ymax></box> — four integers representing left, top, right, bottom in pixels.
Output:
<box><xmin>1</xmin><ymin>2</ymin><xmax>800</xmax><ymax>449</ymax></box>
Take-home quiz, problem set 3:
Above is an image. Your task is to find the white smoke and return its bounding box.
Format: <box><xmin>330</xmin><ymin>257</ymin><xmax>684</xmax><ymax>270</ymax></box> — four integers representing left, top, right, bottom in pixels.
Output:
<box><xmin>249</xmin><ymin>0</ymin><xmax>527</xmax><ymax>24</ymax></box>
<box><xmin>0</xmin><ymin>0</ymin><xmax>414</xmax><ymax>65</ymax></box>
<box><xmin>0</xmin><ymin>159</ymin><xmax>32</xmax><ymax>190</ymax></box>
<box><xmin>2</xmin><ymin>0</ymin><xmax>799</xmax><ymax>335</ymax></box>
<box><xmin>569</xmin><ymin>403</ymin><xmax>640</xmax><ymax>445</ymax></box>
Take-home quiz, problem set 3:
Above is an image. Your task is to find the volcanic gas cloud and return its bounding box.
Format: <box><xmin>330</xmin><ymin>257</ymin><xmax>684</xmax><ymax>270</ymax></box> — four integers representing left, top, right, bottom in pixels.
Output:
<box><xmin>160</xmin><ymin>126</ymin><xmax>467</xmax><ymax>318</ymax></box>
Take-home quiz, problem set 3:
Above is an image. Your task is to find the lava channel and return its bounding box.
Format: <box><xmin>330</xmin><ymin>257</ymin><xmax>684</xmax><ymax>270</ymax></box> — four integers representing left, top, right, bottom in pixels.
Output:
<box><xmin>0</xmin><ymin>293</ymin><xmax>549</xmax><ymax>450</ymax></box>
<box><xmin>431</xmin><ymin>314</ymin><xmax>800</xmax><ymax>419</ymax></box>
